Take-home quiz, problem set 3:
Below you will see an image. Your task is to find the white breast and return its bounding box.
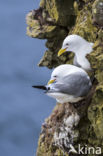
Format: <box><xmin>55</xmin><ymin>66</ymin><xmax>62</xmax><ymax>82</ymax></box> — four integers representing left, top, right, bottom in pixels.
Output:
<box><xmin>47</xmin><ymin>92</ymin><xmax>83</xmax><ymax>103</ymax></box>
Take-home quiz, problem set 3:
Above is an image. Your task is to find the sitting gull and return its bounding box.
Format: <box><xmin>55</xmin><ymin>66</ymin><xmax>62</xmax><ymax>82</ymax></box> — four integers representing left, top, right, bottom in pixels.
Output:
<box><xmin>32</xmin><ymin>64</ymin><xmax>92</xmax><ymax>104</ymax></box>
<box><xmin>58</xmin><ymin>34</ymin><xmax>94</xmax><ymax>71</ymax></box>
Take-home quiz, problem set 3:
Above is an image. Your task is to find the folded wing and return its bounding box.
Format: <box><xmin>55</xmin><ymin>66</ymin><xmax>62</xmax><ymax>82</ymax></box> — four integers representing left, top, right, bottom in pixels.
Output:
<box><xmin>48</xmin><ymin>72</ymin><xmax>92</xmax><ymax>97</ymax></box>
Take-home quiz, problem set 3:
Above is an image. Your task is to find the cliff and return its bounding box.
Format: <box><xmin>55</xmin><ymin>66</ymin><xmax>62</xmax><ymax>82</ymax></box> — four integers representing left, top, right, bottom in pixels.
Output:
<box><xmin>26</xmin><ymin>0</ymin><xmax>103</xmax><ymax>155</ymax></box>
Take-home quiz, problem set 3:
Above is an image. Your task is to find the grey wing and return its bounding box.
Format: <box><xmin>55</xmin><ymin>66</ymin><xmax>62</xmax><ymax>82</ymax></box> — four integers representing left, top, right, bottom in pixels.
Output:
<box><xmin>53</xmin><ymin>72</ymin><xmax>92</xmax><ymax>97</ymax></box>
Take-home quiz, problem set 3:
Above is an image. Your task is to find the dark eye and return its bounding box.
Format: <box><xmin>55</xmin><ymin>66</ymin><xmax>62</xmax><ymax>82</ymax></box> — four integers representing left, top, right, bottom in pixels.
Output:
<box><xmin>54</xmin><ymin>75</ymin><xmax>57</xmax><ymax>78</ymax></box>
<box><xmin>66</xmin><ymin>43</ymin><xmax>69</xmax><ymax>46</ymax></box>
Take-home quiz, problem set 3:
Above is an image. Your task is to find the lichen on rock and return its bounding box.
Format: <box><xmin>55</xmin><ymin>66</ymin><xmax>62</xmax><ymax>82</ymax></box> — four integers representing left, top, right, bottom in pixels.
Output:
<box><xmin>26</xmin><ymin>0</ymin><xmax>103</xmax><ymax>155</ymax></box>
<box><xmin>92</xmin><ymin>0</ymin><xmax>103</xmax><ymax>27</ymax></box>
<box><xmin>41</xmin><ymin>0</ymin><xmax>75</xmax><ymax>27</ymax></box>
<box><xmin>26</xmin><ymin>0</ymin><xmax>76</xmax><ymax>68</ymax></box>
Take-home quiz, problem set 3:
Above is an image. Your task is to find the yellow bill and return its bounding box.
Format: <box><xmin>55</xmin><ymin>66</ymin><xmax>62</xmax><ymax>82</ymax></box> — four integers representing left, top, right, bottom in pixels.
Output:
<box><xmin>58</xmin><ymin>48</ymin><xmax>67</xmax><ymax>57</ymax></box>
<box><xmin>48</xmin><ymin>79</ymin><xmax>55</xmax><ymax>85</ymax></box>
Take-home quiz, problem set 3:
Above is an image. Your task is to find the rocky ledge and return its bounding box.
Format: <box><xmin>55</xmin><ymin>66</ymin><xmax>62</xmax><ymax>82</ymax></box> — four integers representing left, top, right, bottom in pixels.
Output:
<box><xmin>26</xmin><ymin>0</ymin><xmax>103</xmax><ymax>155</ymax></box>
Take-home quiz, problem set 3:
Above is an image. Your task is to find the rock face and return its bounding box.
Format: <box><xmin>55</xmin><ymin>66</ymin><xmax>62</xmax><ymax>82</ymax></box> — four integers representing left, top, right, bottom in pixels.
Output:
<box><xmin>26</xmin><ymin>0</ymin><xmax>75</xmax><ymax>68</ymax></box>
<box><xmin>26</xmin><ymin>0</ymin><xmax>103</xmax><ymax>155</ymax></box>
<box><xmin>92</xmin><ymin>0</ymin><xmax>103</xmax><ymax>27</ymax></box>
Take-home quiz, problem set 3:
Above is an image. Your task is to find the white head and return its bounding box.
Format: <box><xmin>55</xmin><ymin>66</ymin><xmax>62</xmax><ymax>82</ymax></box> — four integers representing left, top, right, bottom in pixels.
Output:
<box><xmin>47</xmin><ymin>64</ymin><xmax>85</xmax><ymax>85</ymax></box>
<box><xmin>47</xmin><ymin>65</ymin><xmax>68</xmax><ymax>85</ymax></box>
<box><xmin>58</xmin><ymin>34</ymin><xmax>93</xmax><ymax>56</ymax></box>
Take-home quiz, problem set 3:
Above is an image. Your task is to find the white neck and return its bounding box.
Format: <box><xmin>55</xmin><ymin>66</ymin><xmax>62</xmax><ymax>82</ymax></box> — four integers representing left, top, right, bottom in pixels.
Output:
<box><xmin>73</xmin><ymin>42</ymin><xmax>93</xmax><ymax>71</ymax></box>
<box><xmin>75</xmin><ymin>53</ymin><xmax>91</xmax><ymax>71</ymax></box>
<box><xmin>76</xmin><ymin>43</ymin><xmax>92</xmax><ymax>57</ymax></box>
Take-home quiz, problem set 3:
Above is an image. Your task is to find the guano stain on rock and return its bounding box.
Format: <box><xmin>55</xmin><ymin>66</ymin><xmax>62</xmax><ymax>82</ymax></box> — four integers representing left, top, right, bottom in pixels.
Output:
<box><xmin>26</xmin><ymin>0</ymin><xmax>103</xmax><ymax>155</ymax></box>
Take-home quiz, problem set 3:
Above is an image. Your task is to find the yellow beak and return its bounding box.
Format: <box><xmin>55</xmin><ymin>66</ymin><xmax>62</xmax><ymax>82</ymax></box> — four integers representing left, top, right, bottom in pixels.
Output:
<box><xmin>48</xmin><ymin>79</ymin><xmax>55</xmax><ymax>85</ymax></box>
<box><xmin>58</xmin><ymin>48</ymin><xmax>67</xmax><ymax>57</ymax></box>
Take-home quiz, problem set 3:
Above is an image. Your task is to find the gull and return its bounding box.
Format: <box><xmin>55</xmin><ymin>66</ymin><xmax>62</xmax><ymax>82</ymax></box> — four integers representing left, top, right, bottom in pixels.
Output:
<box><xmin>32</xmin><ymin>64</ymin><xmax>92</xmax><ymax>104</ymax></box>
<box><xmin>58</xmin><ymin>34</ymin><xmax>94</xmax><ymax>71</ymax></box>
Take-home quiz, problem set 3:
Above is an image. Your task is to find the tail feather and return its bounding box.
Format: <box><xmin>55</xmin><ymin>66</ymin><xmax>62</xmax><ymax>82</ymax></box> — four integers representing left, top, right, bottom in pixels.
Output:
<box><xmin>32</xmin><ymin>85</ymin><xmax>47</xmax><ymax>90</ymax></box>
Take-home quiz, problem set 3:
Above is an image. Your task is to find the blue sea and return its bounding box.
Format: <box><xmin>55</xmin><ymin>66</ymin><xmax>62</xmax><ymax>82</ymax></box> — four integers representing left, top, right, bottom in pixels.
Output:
<box><xmin>0</xmin><ymin>0</ymin><xmax>55</xmax><ymax>155</ymax></box>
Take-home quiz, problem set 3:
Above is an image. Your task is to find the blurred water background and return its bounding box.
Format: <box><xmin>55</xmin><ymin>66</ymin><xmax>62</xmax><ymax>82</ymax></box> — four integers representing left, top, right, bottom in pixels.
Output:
<box><xmin>0</xmin><ymin>0</ymin><xmax>55</xmax><ymax>155</ymax></box>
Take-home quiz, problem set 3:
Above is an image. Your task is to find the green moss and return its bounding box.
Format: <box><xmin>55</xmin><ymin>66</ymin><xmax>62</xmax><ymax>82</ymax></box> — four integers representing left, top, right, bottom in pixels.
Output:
<box><xmin>88</xmin><ymin>101</ymin><xmax>103</xmax><ymax>139</ymax></box>
<box><xmin>88</xmin><ymin>38</ymin><xmax>103</xmax><ymax>83</ymax></box>
<box><xmin>70</xmin><ymin>3</ymin><xmax>97</xmax><ymax>42</ymax></box>
<box><xmin>70</xmin><ymin>3</ymin><xmax>103</xmax><ymax>144</ymax></box>
<box><xmin>26</xmin><ymin>12</ymin><xmax>58</xmax><ymax>39</ymax></box>
<box><xmin>26</xmin><ymin>0</ymin><xmax>77</xmax><ymax>68</ymax></box>
<box><xmin>45</xmin><ymin>0</ymin><xmax>75</xmax><ymax>26</ymax></box>
<box><xmin>26</xmin><ymin>0</ymin><xmax>103</xmax><ymax>155</ymax></box>
<box><xmin>39</xmin><ymin>0</ymin><xmax>46</xmax><ymax>8</ymax></box>
<box><xmin>92</xmin><ymin>0</ymin><xmax>103</xmax><ymax>26</ymax></box>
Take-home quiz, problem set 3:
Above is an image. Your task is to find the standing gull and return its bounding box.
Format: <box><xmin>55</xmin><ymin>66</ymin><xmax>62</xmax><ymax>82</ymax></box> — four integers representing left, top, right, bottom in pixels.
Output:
<box><xmin>32</xmin><ymin>64</ymin><xmax>92</xmax><ymax>104</ymax></box>
<box><xmin>58</xmin><ymin>34</ymin><xmax>94</xmax><ymax>71</ymax></box>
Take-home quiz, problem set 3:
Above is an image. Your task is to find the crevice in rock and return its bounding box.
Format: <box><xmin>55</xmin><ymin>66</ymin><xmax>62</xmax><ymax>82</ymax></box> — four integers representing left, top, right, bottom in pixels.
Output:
<box><xmin>26</xmin><ymin>0</ymin><xmax>103</xmax><ymax>155</ymax></box>
<box><xmin>31</xmin><ymin>7</ymin><xmax>70</xmax><ymax>32</ymax></box>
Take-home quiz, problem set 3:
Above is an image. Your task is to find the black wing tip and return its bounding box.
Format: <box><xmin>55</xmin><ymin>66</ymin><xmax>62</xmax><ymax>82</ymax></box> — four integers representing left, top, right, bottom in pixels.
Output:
<box><xmin>32</xmin><ymin>85</ymin><xmax>47</xmax><ymax>90</ymax></box>
<box><xmin>32</xmin><ymin>86</ymin><xmax>37</xmax><ymax>88</ymax></box>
